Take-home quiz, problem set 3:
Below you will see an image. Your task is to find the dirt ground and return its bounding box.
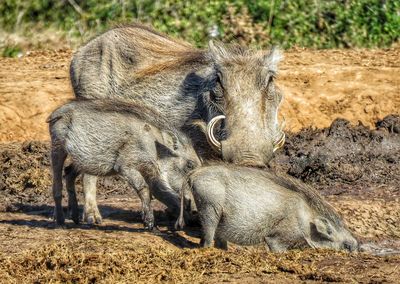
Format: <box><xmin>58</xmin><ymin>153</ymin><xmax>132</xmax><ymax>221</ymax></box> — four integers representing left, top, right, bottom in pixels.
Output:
<box><xmin>0</xmin><ymin>48</ymin><xmax>399</xmax><ymax>283</ymax></box>
<box><xmin>0</xmin><ymin>47</ymin><xmax>399</xmax><ymax>142</ymax></box>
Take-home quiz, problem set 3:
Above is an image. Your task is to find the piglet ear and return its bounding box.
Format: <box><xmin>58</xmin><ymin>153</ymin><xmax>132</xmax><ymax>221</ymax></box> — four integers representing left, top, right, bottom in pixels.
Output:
<box><xmin>312</xmin><ymin>217</ymin><xmax>335</xmax><ymax>241</ymax></box>
<box><xmin>208</xmin><ymin>40</ymin><xmax>228</xmax><ymax>63</ymax></box>
<box><xmin>155</xmin><ymin>141</ymin><xmax>178</xmax><ymax>159</ymax></box>
<box><xmin>263</xmin><ymin>46</ymin><xmax>283</xmax><ymax>73</ymax></box>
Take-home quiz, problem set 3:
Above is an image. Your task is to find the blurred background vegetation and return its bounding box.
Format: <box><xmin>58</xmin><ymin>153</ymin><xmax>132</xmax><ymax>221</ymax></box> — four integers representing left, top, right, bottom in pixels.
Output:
<box><xmin>1</xmin><ymin>0</ymin><xmax>399</xmax><ymax>56</ymax></box>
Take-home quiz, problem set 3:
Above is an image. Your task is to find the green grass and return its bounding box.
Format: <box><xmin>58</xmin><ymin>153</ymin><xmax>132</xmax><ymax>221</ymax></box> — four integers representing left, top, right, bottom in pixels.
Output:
<box><xmin>1</xmin><ymin>44</ymin><xmax>22</xmax><ymax>57</ymax></box>
<box><xmin>0</xmin><ymin>0</ymin><xmax>399</xmax><ymax>54</ymax></box>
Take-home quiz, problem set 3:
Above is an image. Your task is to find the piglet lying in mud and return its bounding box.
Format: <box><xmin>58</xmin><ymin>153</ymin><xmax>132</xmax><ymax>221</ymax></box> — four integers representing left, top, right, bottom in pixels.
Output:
<box><xmin>177</xmin><ymin>165</ymin><xmax>359</xmax><ymax>252</ymax></box>
<box><xmin>48</xmin><ymin>99</ymin><xmax>200</xmax><ymax>228</ymax></box>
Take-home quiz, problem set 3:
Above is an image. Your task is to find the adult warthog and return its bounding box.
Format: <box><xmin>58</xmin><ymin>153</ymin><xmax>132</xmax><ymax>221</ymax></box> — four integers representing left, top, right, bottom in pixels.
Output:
<box><xmin>70</xmin><ymin>23</ymin><xmax>285</xmax><ymax>166</ymax></box>
<box><xmin>176</xmin><ymin>165</ymin><xmax>359</xmax><ymax>252</ymax></box>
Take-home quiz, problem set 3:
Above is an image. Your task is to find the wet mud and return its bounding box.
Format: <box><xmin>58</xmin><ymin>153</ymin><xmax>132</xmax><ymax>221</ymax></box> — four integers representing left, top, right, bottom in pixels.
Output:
<box><xmin>272</xmin><ymin>114</ymin><xmax>400</xmax><ymax>199</ymax></box>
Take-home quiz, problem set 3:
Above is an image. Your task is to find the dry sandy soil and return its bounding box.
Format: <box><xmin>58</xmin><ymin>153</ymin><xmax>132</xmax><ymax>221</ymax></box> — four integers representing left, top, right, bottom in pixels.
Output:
<box><xmin>0</xmin><ymin>48</ymin><xmax>399</xmax><ymax>283</ymax></box>
<box><xmin>0</xmin><ymin>48</ymin><xmax>399</xmax><ymax>142</ymax></box>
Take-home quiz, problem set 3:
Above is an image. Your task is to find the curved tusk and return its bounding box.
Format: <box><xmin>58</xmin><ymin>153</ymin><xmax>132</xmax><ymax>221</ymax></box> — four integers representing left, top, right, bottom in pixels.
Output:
<box><xmin>206</xmin><ymin>115</ymin><xmax>225</xmax><ymax>153</ymax></box>
<box><xmin>273</xmin><ymin>132</ymin><xmax>285</xmax><ymax>152</ymax></box>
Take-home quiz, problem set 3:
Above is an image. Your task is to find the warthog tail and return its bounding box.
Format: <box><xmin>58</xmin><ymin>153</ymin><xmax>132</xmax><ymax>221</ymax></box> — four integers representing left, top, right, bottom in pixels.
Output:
<box><xmin>175</xmin><ymin>178</ymin><xmax>192</xmax><ymax>230</ymax></box>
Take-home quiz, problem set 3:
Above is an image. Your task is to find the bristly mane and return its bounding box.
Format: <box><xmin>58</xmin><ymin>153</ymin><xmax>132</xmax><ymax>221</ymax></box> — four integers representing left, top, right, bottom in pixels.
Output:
<box><xmin>106</xmin><ymin>23</ymin><xmax>209</xmax><ymax>78</ymax></box>
<box><xmin>112</xmin><ymin>22</ymin><xmax>194</xmax><ymax>50</ymax></box>
<box><xmin>109</xmin><ymin>25</ymin><xmax>278</xmax><ymax>79</ymax></box>
<box><xmin>132</xmin><ymin>43</ymin><xmax>275</xmax><ymax>79</ymax></box>
<box><xmin>134</xmin><ymin>51</ymin><xmax>208</xmax><ymax>78</ymax></box>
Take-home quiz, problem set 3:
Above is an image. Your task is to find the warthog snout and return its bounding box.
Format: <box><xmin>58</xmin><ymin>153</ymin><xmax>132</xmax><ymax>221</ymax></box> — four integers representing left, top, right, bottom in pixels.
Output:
<box><xmin>220</xmin><ymin>137</ymin><xmax>275</xmax><ymax>167</ymax></box>
<box><xmin>205</xmin><ymin>113</ymin><xmax>285</xmax><ymax>166</ymax></box>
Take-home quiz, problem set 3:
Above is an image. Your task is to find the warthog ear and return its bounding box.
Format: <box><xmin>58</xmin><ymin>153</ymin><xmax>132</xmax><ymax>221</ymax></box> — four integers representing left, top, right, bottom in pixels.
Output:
<box><xmin>311</xmin><ymin>217</ymin><xmax>335</xmax><ymax>241</ymax></box>
<box><xmin>208</xmin><ymin>40</ymin><xmax>228</xmax><ymax>63</ymax></box>
<box><xmin>263</xmin><ymin>46</ymin><xmax>283</xmax><ymax>73</ymax></box>
<box><xmin>155</xmin><ymin>141</ymin><xmax>178</xmax><ymax>159</ymax></box>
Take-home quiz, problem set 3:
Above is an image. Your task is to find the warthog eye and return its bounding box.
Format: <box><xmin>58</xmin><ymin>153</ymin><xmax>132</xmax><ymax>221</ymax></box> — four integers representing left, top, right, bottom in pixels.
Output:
<box><xmin>343</xmin><ymin>241</ymin><xmax>354</xmax><ymax>252</ymax></box>
<box><xmin>267</xmin><ymin>75</ymin><xmax>274</xmax><ymax>86</ymax></box>
<box><xmin>215</xmin><ymin>70</ymin><xmax>225</xmax><ymax>91</ymax></box>
<box><xmin>210</xmin><ymin>89</ymin><xmax>224</xmax><ymax>103</ymax></box>
<box><xmin>185</xmin><ymin>160</ymin><xmax>197</xmax><ymax>172</ymax></box>
<box><xmin>263</xmin><ymin>74</ymin><xmax>277</xmax><ymax>101</ymax></box>
<box><xmin>210</xmin><ymin>77</ymin><xmax>225</xmax><ymax>107</ymax></box>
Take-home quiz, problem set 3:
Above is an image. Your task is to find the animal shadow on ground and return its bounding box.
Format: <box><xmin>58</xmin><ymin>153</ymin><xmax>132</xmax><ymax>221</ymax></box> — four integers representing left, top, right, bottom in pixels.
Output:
<box><xmin>1</xmin><ymin>203</ymin><xmax>199</xmax><ymax>248</ymax></box>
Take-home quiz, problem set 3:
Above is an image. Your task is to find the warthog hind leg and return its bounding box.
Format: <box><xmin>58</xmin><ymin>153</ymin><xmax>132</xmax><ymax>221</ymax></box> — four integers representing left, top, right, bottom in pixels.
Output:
<box><xmin>51</xmin><ymin>146</ymin><xmax>67</xmax><ymax>226</ymax></box>
<box><xmin>82</xmin><ymin>174</ymin><xmax>102</xmax><ymax>225</ymax></box>
<box><xmin>199</xmin><ymin>205</ymin><xmax>222</xmax><ymax>248</ymax></box>
<box><xmin>215</xmin><ymin>237</ymin><xmax>228</xmax><ymax>250</ymax></box>
<box><xmin>65</xmin><ymin>165</ymin><xmax>80</xmax><ymax>224</ymax></box>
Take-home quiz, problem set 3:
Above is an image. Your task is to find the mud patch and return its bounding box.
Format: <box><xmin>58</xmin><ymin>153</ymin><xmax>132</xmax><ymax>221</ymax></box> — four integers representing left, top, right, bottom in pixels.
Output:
<box><xmin>328</xmin><ymin>196</ymin><xmax>400</xmax><ymax>240</ymax></box>
<box><xmin>271</xmin><ymin>115</ymin><xmax>400</xmax><ymax>199</ymax></box>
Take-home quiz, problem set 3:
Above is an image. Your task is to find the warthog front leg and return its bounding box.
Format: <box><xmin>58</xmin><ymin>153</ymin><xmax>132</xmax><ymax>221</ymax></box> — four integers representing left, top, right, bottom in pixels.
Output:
<box><xmin>65</xmin><ymin>165</ymin><xmax>80</xmax><ymax>224</ymax></box>
<box><xmin>121</xmin><ymin>168</ymin><xmax>154</xmax><ymax>230</ymax></box>
<box><xmin>264</xmin><ymin>236</ymin><xmax>290</xmax><ymax>252</ymax></box>
<box><xmin>82</xmin><ymin>174</ymin><xmax>102</xmax><ymax>225</ymax></box>
<box><xmin>51</xmin><ymin>146</ymin><xmax>67</xmax><ymax>226</ymax></box>
<box><xmin>136</xmin><ymin>186</ymin><xmax>154</xmax><ymax>230</ymax></box>
<box><xmin>150</xmin><ymin>179</ymin><xmax>181</xmax><ymax>216</ymax></box>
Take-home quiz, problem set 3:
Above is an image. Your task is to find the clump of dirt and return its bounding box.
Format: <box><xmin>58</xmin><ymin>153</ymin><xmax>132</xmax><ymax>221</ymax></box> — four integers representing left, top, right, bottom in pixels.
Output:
<box><xmin>271</xmin><ymin>115</ymin><xmax>400</xmax><ymax>199</ymax></box>
<box><xmin>0</xmin><ymin>240</ymin><xmax>398</xmax><ymax>283</ymax></box>
<box><xmin>0</xmin><ymin>141</ymin><xmax>51</xmax><ymax>209</ymax></box>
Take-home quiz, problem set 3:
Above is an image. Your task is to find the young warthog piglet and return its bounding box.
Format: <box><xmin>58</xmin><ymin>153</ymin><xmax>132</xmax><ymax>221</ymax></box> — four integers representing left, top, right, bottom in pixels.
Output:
<box><xmin>48</xmin><ymin>99</ymin><xmax>200</xmax><ymax>228</ymax></box>
<box><xmin>177</xmin><ymin>165</ymin><xmax>358</xmax><ymax>252</ymax></box>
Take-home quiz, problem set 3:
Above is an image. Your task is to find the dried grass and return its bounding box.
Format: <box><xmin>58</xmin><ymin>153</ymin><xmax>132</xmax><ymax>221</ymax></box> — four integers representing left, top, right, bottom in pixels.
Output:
<box><xmin>0</xmin><ymin>238</ymin><xmax>351</xmax><ymax>283</ymax></box>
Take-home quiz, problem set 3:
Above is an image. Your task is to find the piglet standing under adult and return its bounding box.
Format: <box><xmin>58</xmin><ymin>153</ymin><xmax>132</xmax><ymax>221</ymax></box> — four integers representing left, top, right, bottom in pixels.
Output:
<box><xmin>177</xmin><ymin>165</ymin><xmax>358</xmax><ymax>252</ymax></box>
<box><xmin>48</xmin><ymin>99</ymin><xmax>200</xmax><ymax>228</ymax></box>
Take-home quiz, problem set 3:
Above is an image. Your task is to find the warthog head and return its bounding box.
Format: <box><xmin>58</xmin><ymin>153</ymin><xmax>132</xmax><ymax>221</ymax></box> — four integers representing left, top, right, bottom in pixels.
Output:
<box><xmin>305</xmin><ymin>216</ymin><xmax>359</xmax><ymax>252</ymax></box>
<box><xmin>204</xmin><ymin>42</ymin><xmax>285</xmax><ymax>167</ymax></box>
<box><xmin>157</xmin><ymin>132</ymin><xmax>202</xmax><ymax>193</ymax></box>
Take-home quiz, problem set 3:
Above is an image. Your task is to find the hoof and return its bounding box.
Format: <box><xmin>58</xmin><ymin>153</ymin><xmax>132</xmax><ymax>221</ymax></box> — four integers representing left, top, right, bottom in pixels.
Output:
<box><xmin>144</xmin><ymin>221</ymin><xmax>154</xmax><ymax>231</ymax></box>
<box><xmin>55</xmin><ymin>220</ymin><xmax>65</xmax><ymax>227</ymax></box>
<box><xmin>86</xmin><ymin>215</ymin><xmax>95</xmax><ymax>225</ymax></box>
<box><xmin>53</xmin><ymin>209</ymin><xmax>65</xmax><ymax>226</ymax></box>
<box><xmin>54</xmin><ymin>216</ymin><xmax>66</xmax><ymax>228</ymax></box>
<box><xmin>83</xmin><ymin>211</ymin><xmax>102</xmax><ymax>225</ymax></box>
<box><xmin>85</xmin><ymin>214</ymin><xmax>102</xmax><ymax>225</ymax></box>
<box><xmin>68</xmin><ymin>210</ymin><xmax>80</xmax><ymax>225</ymax></box>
